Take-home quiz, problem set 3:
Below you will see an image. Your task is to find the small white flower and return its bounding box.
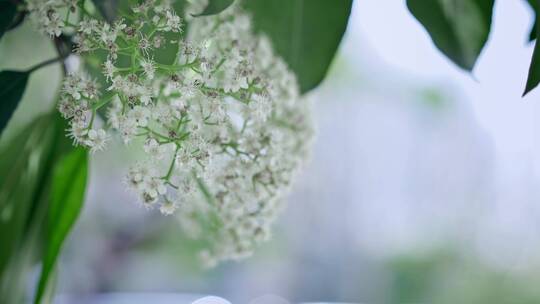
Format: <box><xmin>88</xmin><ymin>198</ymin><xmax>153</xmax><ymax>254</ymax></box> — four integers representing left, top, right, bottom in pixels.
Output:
<box><xmin>175</xmin><ymin>146</ymin><xmax>195</xmax><ymax>169</ymax></box>
<box><xmin>100</xmin><ymin>23</ymin><xmax>118</xmax><ymax>44</ymax></box>
<box><xmin>86</xmin><ymin>129</ymin><xmax>109</xmax><ymax>153</ymax></box>
<box><xmin>44</xmin><ymin>11</ymin><xmax>64</xmax><ymax>37</ymax></box>
<box><xmin>118</xmin><ymin>116</ymin><xmax>138</xmax><ymax>144</ymax></box>
<box><xmin>171</xmin><ymin>98</ymin><xmax>187</xmax><ymax>112</ymax></box>
<box><xmin>82</xmin><ymin>78</ymin><xmax>100</xmax><ymax>100</ymax></box>
<box><xmin>137</xmin><ymin>85</ymin><xmax>154</xmax><ymax>105</ymax></box>
<box><xmin>126</xmin><ymin>164</ymin><xmax>151</xmax><ymax>190</ymax></box>
<box><xmin>143</xmin><ymin>138</ymin><xmax>168</xmax><ymax>160</ymax></box>
<box><xmin>63</xmin><ymin>74</ymin><xmax>83</xmax><ymax>100</ymax></box>
<box><xmin>140</xmin><ymin>58</ymin><xmax>156</xmax><ymax>80</ymax></box>
<box><xmin>143</xmin><ymin>177</ymin><xmax>167</xmax><ymax>198</ymax></box>
<box><xmin>165</xmin><ymin>10</ymin><xmax>182</xmax><ymax>32</ymax></box>
<box><xmin>103</xmin><ymin>60</ymin><xmax>116</xmax><ymax>81</ymax></box>
<box><xmin>141</xmin><ymin>191</ymin><xmax>159</xmax><ymax>206</ymax></box>
<box><xmin>129</xmin><ymin>106</ymin><xmax>150</xmax><ymax>127</ymax></box>
<box><xmin>178</xmin><ymin>42</ymin><xmax>198</xmax><ymax>64</ymax></box>
<box><xmin>58</xmin><ymin>98</ymin><xmax>74</xmax><ymax>119</ymax></box>
<box><xmin>159</xmin><ymin>197</ymin><xmax>179</xmax><ymax>215</ymax></box>
<box><xmin>108</xmin><ymin>76</ymin><xmax>127</xmax><ymax>92</ymax></box>
<box><xmin>68</xmin><ymin>121</ymin><xmax>88</xmax><ymax>145</ymax></box>
<box><xmin>153</xmin><ymin>103</ymin><xmax>175</xmax><ymax>123</ymax></box>
<box><xmin>79</xmin><ymin>18</ymin><xmax>99</xmax><ymax>35</ymax></box>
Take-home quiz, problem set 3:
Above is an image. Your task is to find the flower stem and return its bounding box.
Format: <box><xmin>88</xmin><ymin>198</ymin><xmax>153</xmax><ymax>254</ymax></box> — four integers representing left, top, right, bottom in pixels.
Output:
<box><xmin>163</xmin><ymin>145</ymin><xmax>181</xmax><ymax>180</ymax></box>
<box><xmin>27</xmin><ymin>56</ymin><xmax>66</xmax><ymax>73</ymax></box>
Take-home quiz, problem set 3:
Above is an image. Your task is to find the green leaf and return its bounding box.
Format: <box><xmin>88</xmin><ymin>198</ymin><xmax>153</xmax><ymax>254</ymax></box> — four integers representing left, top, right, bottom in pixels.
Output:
<box><xmin>91</xmin><ymin>0</ymin><xmax>119</xmax><ymax>23</ymax></box>
<box><xmin>525</xmin><ymin>11</ymin><xmax>540</xmax><ymax>96</ymax></box>
<box><xmin>0</xmin><ymin>116</ymin><xmax>56</xmax><ymax>303</ymax></box>
<box><xmin>243</xmin><ymin>0</ymin><xmax>353</xmax><ymax>93</ymax></box>
<box><xmin>407</xmin><ymin>0</ymin><xmax>495</xmax><ymax>71</ymax></box>
<box><xmin>0</xmin><ymin>117</ymin><xmax>53</xmax><ymax>273</ymax></box>
<box><xmin>0</xmin><ymin>70</ymin><xmax>30</xmax><ymax>138</ymax></box>
<box><xmin>192</xmin><ymin>0</ymin><xmax>235</xmax><ymax>17</ymax></box>
<box><xmin>0</xmin><ymin>2</ymin><xmax>17</xmax><ymax>40</ymax></box>
<box><xmin>34</xmin><ymin>147</ymin><xmax>88</xmax><ymax>304</ymax></box>
<box><xmin>0</xmin><ymin>113</ymin><xmax>81</xmax><ymax>303</ymax></box>
<box><xmin>527</xmin><ymin>0</ymin><xmax>538</xmax><ymax>41</ymax></box>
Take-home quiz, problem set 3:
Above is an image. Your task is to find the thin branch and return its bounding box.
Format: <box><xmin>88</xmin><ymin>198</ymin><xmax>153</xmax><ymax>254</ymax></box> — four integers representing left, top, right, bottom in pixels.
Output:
<box><xmin>27</xmin><ymin>56</ymin><xmax>66</xmax><ymax>73</ymax></box>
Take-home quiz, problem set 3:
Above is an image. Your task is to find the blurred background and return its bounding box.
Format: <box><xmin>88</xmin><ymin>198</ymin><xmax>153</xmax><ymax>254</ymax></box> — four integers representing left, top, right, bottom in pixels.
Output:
<box><xmin>3</xmin><ymin>0</ymin><xmax>540</xmax><ymax>303</ymax></box>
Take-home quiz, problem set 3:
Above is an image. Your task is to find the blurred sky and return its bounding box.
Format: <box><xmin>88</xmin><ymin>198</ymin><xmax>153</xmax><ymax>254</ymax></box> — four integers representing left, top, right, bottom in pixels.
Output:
<box><xmin>341</xmin><ymin>0</ymin><xmax>540</xmax><ymax>267</ymax></box>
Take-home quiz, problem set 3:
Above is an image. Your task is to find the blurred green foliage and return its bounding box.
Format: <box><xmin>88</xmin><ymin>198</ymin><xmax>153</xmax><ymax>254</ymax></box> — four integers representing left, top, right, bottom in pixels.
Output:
<box><xmin>387</xmin><ymin>250</ymin><xmax>540</xmax><ymax>304</ymax></box>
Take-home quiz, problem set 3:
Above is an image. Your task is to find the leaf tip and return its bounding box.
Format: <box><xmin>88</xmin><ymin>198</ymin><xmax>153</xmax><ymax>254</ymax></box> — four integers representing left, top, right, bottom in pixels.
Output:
<box><xmin>523</xmin><ymin>85</ymin><xmax>536</xmax><ymax>97</ymax></box>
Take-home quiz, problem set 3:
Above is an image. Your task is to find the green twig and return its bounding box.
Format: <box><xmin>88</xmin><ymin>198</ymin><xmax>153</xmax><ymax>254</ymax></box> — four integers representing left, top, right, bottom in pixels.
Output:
<box><xmin>27</xmin><ymin>57</ymin><xmax>66</xmax><ymax>74</ymax></box>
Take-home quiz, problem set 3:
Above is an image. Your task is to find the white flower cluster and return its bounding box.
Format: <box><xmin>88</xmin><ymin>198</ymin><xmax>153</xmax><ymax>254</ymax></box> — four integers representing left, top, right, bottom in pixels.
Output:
<box><xmin>52</xmin><ymin>0</ymin><xmax>314</xmax><ymax>265</ymax></box>
<box><xmin>58</xmin><ymin>73</ymin><xmax>110</xmax><ymax>153</ymax></box>
<box><xmin>26</xmin><ymin>0</ymin><xmax>77</xmax><ymax>36</ymax></box>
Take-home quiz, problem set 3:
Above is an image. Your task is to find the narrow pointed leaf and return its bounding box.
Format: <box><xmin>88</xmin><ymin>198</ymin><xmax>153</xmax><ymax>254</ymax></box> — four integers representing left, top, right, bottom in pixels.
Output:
<box><xmin>192</xmin><ymin>0</ymin><xmax>235</xmax><ymax>17</ymax></box>
<box><xmin>407</xmin><ymin>0</ymin><xmax>495</xmax><ymax>71</ymax></box>
<box><xmin>34</xmin><ymin>147</ymin><xmax>88</xmax><ymax>304</ymax></box>
<box><xmin>243</xmin><ymin>0</ymin><xmax>353</xmax><ymax>93</ymax></box>
<box><xmin>525</xmin><ymin>12</ymin><xmax>540</xmax><ymax>96</ymax></box>
<box><xmin>0</xmin><ymin>70</ymin><xmax>29</xmax><ymax>138</ymax></box>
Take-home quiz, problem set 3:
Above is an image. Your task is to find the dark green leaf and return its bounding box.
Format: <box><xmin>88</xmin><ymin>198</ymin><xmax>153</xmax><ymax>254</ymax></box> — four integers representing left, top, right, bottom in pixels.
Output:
<box><xmin>192</xmin><ymin>0</ymin><xmax>235</xmax><ymax>17</ymax></box>
<box><xmin>0</xmin><ymin>113</ymin><xmax>80</xmax><ymax>303</ymax></box>
<box><xmin>34</xmin><ymin>147</ymin><xmax>88</xmax><ymax>304</ymax></box>
<box><xmin>524</xmin><ymin>12</ymin><xmax>540</xmax><ymax>96</ymax></box>
<box><xmin>91</xmin><ymin>0</ymin><xmax>119</xmax><ymax>23</ymax></box>
<box><xmin>0</xmin><ymin>2</ymin><xmax>17</xmax><ymax>40</ymax></box>
<box><xmin>0</xmin><ymin>70</ymin><xmax>29</xmax><ymax>138</ymax></box>
<box><xmin>0</xmin><ymin>117</ymin><xmax>53</xmax><ymax>277</ymax></box>
<box><xmin>0</xmin><ymin>115</ymin><xmax>56</xmax><ymax>304</ymax></box>
<box><xmin>407</xmin><ymin>0</ymin><xmax>495</xmax><ymax>71</ymax></box>
<box><xmin>243</xmin><ymin>0</ymin><xmax>353</xmax><ymax>93</ymax></box>
<box><xmin>530</xmin><ymin>23</ymin><xmax>537</xmax><ymax>42</ymax></box>
<box><xmin>527</xmin><ymin>0</ymin><xmax>538</xmax><ymax>41</ymax></box>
